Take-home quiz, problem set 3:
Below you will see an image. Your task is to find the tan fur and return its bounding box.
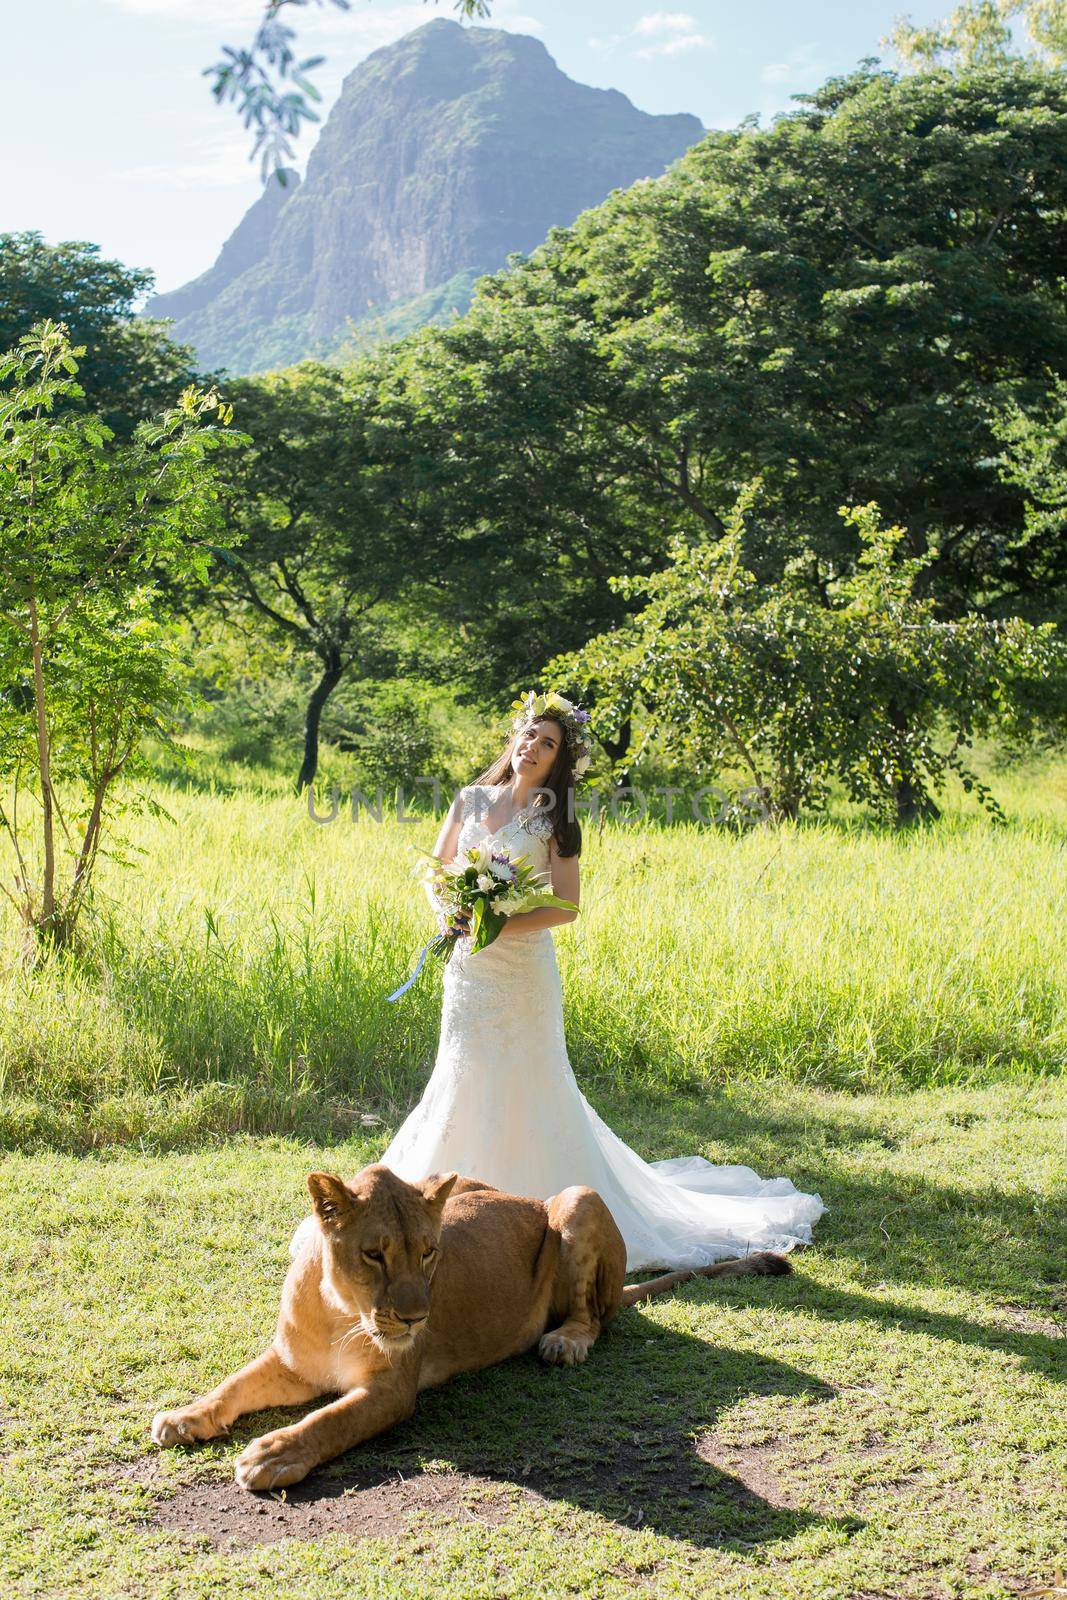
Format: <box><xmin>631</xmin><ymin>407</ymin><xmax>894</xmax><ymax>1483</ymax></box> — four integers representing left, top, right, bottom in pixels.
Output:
<box><xmin>150</xmin><ymin>1164</ymin><xmax>790</xmax><ymax>1492</ymax></box>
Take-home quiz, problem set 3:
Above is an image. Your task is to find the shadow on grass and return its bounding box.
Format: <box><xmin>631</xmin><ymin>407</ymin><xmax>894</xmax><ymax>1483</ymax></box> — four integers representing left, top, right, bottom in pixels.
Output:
<box><xmin>583</xmin><ymin>1085</ymin><xmax>1067</xmax><ymax>1375</ymax></box>
<box><xmin>126</xmin><ymin>1077</ymin><xmax>1065</xmax><ymax>1551</ymax></box>
<box><xmin>146</xmin><ymin>1308</ymin><xmax>847</xmax><ymax>1552</ymax></box>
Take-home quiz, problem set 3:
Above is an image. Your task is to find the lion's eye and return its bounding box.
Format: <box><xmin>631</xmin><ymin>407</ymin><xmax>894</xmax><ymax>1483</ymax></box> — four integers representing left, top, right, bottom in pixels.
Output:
<box><xmin>362</xmin><ymin>1249</ymin><xmax>384</xmax><ymax>1266</ymax></box>
<box><xmin>422</xmin><ymin>1248</ymin><xmax>437</xmax><ymax>1264</ymax></box>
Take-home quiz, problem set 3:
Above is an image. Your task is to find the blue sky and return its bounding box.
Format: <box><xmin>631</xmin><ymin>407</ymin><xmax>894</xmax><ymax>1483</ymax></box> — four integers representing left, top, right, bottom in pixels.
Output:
<box><xmin>8</xmin><ymin>0</ymin><xmax>958</xmax><ymax>296</ymax></box>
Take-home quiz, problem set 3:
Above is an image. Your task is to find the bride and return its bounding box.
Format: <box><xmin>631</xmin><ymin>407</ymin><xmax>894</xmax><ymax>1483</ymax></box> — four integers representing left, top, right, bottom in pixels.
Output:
<box><xmin>377</xmin><ymin>691</ymin><xmax>824</xmax><ymax>1273</ymax></box>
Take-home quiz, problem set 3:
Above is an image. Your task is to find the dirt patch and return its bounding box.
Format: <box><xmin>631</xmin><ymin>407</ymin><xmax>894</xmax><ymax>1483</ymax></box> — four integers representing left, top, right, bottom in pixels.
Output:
<box><xmin>966</xmin><ymin>1555</ymin><xmax>1067</xmax><ymax>1598</ymax></box>
<box><xmin>992</xmin><ymin>1306</ymin><xmax>1066</xmax><ymax>1340</ymax></box>
<box><xmin>695</xmin><ymin>1434</ymin><xmax>818</xmax><ymax>1515</ymax></box>
<box><xmin>114</xmin><ymin>1420</ymin><xmax>836</xmax><ymax>1552</ymax></box>
<box><xmin>118</xmin><ymin>1455</ymin><xmax>544</xmax><ymax>1548</ymax></box>
<box><xmin>602</xmin><ymin>1557</ymin><xmax>668</xmax><ymax>1589</ymax></box>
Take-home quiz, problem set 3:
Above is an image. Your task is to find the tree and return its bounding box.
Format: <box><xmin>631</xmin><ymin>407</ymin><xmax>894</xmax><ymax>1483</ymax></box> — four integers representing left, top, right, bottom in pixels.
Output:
<box><xmin>0</xmin><ymin>232</ymin><xmax>200</xmax><ymax>439</ymax></box>
<box><xmin>886</xmin><ymin>0</ymin><xmax>1067</xmax><ymax>70</ymax></box>
<box><xmin>439</xmin><ymin>60</ymin><xmax>1067</xmax><ymax>621</ymax></box>
<box><xmin>554</xmin><ymin>487</ymin><xmax>1067</xmax><ymax>826</ymax></box>
<box><xmin>203</xmin><ymin>359</ymin><xmax>453</xmax><ymax>791</ymax></box>
<box><xmin>209</xmin><ymin>0</ymin><xmax>492</xmax><ymax>182</ymax></box>
<box><xmin>0</xmin><ymin>322</ymin><xmax>244</xmax><ymax>961</ymax></box>
<box><xmin>370</xmin><ymin>302</ymin><xmax>674</xmax><ymax>718</ymax></box>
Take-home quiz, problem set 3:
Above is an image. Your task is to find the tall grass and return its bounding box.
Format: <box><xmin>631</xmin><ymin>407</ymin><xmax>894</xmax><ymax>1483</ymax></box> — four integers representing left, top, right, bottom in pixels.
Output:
<box><xmin>1</xmin><ymin>742</ymin><xmax>1064</xmax><ymax>1150</ymax></box>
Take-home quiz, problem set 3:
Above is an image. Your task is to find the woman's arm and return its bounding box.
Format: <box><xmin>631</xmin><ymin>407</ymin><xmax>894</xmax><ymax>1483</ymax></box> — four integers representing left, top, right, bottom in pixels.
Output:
<box><xmin>497</xmin><ymin>837</ymin><xmax>580</xmax><ymax>936</ymax></box>
<box><xmin>421</xmin><ymin>789</ymin><xmax>466</xmax><ymax>919</ymax></box>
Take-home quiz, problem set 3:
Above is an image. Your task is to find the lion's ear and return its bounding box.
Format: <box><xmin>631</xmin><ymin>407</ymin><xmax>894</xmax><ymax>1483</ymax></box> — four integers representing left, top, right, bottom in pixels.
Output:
<box><xmin>421</xmin><ymin>1171</ymin><xmax>458</xmax><ymax>1211</ymax></box>
<box><xmin>307</xmin><ymin>1172</ymin><xmax>356</xmax><ymax>1226</ymax></box>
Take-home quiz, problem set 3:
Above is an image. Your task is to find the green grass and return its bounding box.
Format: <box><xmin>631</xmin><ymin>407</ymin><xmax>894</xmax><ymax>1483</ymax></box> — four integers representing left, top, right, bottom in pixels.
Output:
<box><xmin>0</xmin><ymin>742</ymin><xmax>1064</xmax><ymax>1595</ymax></box>
<box><xmin>0</xmin><ymin>1081</ymin><xmax>1063</xmax><ymax>1599</ymax></box>
<box><xmin>1</xmin><ymin>742</ymin><xmax>1065</xmax><ymax>1151</ymax></box>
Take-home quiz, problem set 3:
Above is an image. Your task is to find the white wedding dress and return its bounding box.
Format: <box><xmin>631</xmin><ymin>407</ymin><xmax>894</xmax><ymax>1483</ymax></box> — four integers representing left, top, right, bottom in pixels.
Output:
<box><xmin>364</xmin><ymin>783</ymin><xmax>825</xmax><ymax>1273</ymax></box>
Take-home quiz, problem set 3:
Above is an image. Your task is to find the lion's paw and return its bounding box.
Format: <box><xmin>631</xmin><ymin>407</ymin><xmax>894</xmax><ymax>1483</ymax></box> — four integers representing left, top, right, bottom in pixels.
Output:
<box><xmin>235</xmin><ymin>1429</ymin><xmax>315</xmax><ymax>1493</ymax></box>
<box><xmin>538</xmin><ymin>1330</ymin><xmax>591</xmax><ymax>1366</ymax></box>
<box><xmin>151</xmin><ymin>1406</ymin><xmax>228</xmax><ymax>1447</ymax></box>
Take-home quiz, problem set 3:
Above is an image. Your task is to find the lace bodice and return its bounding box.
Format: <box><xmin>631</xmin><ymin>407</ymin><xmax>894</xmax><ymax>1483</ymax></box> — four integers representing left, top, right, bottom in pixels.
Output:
<box><xmin>456</xmin><ymin>783</ymin><xmax>555</xmax><ymax>876</ymax></box>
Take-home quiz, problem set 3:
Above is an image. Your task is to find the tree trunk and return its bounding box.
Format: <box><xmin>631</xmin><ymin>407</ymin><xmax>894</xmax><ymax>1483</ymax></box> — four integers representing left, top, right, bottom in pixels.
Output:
<box><xmin>599</xmin><ymin>717</ymin><xmax>632</xmax><ymax>766</ymax></box>
<box><xmin>297</xmin><ymin>650</ymin><xmax>347</xmax><ymax>792</ymax></box>
<box><xmin>887</xmin><ymin>701</ymin><xmax>941</xmax><ymax>826</ymax></box>
<box><xmin>598</xmin><ymin>716</ymin><xmax>632</xmax><ymax>788</ymax></box>
<box><xmin>894</xmin><ymin>770</ymin><xmax>941</xmax><ymax>826</ymax></box>
<box><xmin>27</xmin><ymin>594</ymin><xmax>57</xmax><ymax>936</ymax></box>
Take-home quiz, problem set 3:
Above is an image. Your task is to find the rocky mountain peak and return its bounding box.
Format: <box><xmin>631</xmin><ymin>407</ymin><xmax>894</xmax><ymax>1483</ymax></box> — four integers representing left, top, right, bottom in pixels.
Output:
<box><xmin>148</xmin><ymin>20</ymin><xmax>704</xmax><ymax>374</ymax></box>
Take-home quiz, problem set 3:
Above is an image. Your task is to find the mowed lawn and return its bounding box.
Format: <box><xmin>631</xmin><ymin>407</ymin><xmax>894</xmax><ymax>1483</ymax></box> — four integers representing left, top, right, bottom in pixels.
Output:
<box><xmin>0</xmin><ymin>744</ymin><xmax>1064</xmax><ymax>1597</ymax></box>
<box><xmin>0</xmin><ymin>1082</ymin><xmax>1063</xmax><ymax>1600</ymax></box>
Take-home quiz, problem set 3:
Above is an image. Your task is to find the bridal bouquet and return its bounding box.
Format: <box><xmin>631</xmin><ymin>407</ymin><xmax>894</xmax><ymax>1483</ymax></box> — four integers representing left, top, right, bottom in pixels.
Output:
<box><xmin>385</xmin><ymin>841</ymin><xmax>577</xmax><ymax>1002</ymax></box>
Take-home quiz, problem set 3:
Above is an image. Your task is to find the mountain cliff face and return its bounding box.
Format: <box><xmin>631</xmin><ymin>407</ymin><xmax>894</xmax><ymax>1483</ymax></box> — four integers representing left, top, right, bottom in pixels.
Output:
<box><xmin>148</xmin><ymin>19</ymin><xmax>704</xmax><ymax>374</ymax></box>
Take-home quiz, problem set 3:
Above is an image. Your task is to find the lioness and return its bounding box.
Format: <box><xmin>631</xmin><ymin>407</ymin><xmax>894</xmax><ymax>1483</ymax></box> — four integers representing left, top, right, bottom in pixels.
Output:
<box><xmin>151</xmin><ymin>1164</ymin><xmax>790</xmax><ymax>1493</ymax></box>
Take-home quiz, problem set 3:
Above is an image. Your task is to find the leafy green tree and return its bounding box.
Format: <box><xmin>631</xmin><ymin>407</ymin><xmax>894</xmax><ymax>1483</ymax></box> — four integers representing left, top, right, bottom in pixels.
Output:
<box><xmin>341</xmin><ymin>681</ymin><xmax>440</xmax><ymax>797</ymax></box>
<box><xmin>305</xmin><ymin>57</ymin><xmax>1066</xmax><ymax>746</ymax></box>
<box><xmin>886</xmin><ymin>0</ymin><xmax>1067</xmax><ymax>69</ymax></box>
<box><xmin>0</xmin><ymin>322</ymin><xmax>243</xmax><ymax>960</ymax></box>
<box><xmin>0</xmin><ymin>232</ymin><xmax>199</xmax><ymax>438</ymax></box>
<box><xmin>555</xmin><ymin>487</ymin><xmax>1067</xmax><ymax>826</ymax></box>
<box><xmin>203</xmin><ymin>359</ymin><xmax>453</xmax><ymax>791</ymax></box>
<box><xmin>448</xmin><ymin>61</ymin><xmax>1067</xmax><ymax>621</ymax></box>
<box><xmin>372</xmin><ymin>305</ymin><xmax>671</xmax><ymax>719</ymax></box>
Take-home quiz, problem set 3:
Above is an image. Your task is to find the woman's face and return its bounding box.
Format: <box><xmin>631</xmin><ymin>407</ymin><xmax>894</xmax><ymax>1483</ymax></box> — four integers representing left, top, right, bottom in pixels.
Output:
<box><xmin>511</xmin><ymin>717</ymin><xmax>562</xmax><ymax>788</ymax></box>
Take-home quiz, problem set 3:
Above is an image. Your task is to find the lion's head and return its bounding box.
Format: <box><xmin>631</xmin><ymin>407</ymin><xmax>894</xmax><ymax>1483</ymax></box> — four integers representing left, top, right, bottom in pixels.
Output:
<box><xmin>306</xmin><ymin>1163</ymin><xmax>457</xmax><ymax>1353</ymax></box>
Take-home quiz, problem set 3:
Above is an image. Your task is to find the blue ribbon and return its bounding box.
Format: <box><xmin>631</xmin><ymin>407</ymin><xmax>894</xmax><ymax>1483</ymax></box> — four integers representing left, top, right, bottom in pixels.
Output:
<box><xmin>385</xmin><ymin>937</ymin><xmax>441</xmax><ymax>1003</ymax></box>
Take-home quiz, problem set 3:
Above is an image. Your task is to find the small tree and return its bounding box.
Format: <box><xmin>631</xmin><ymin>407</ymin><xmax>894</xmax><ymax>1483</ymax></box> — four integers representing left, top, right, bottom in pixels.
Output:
<box><xmin>0</xmin><ymin>321</ymin><xmax>244</xmax><ymax>961</ymax></box>
<box><xmin>555</xmin><ymin>487</ymin><xmax>1067</xmax><ymax>826</ymax></box>
<box><xmin>886</xmin><ymin>0</ymin><xmax>1067</xmax><ymax>70</ymax></box>
<box><xmin>205</xmin><ymin>360</ymin><xmax>458</xmax><ymax>792</ymax></box>
<box><xmin>0</xmin><ymin>231</ymin><xmax>199</xmax><ymax>439</ymax></box>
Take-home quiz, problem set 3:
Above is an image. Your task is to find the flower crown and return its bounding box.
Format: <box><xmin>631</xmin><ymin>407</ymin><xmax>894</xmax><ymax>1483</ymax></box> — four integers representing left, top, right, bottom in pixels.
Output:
<box><xmin>509</xmin><ymin>690</ymin><xmax>593</xmax><ymax>778</ymax></box>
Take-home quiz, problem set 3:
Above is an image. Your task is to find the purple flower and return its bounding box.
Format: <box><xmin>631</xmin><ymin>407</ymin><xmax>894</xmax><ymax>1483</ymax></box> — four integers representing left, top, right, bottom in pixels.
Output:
<box><xmin>490</xmin><ymin>850</ymin><xmax>518</xmax><ymax>884</ymax></box>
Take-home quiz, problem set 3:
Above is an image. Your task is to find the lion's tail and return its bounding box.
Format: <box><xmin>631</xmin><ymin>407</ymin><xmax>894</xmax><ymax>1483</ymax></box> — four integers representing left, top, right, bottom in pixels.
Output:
<box><xmin>620</xmin><ymin>1249</ymin><xmax>792</xmax><ymax>1308</ymax></box>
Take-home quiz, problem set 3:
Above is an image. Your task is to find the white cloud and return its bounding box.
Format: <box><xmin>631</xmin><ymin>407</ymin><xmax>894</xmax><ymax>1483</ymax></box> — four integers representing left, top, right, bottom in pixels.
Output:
<box><xmin>298</xmin><ymin>1</ymin><xmax>545</xmax><ymax>52</ymax></box>
<box><xmin>116</xmin><ymin>133</ymin><xmax>261</xmax><ymax>190</ymax></box>
<box><xmin>589</xmin><ymin>11</ymin><xmax>712</xmax><ymax>61</ymax></box>
<box><xmin>760</xmin><ymin>43</ymin><xmax>825</xmax><ymax>88</ymax></box>
<box><xmin>286</xmin><ymin>4</ymin><xmax>443</xmax><ymax>49</ymax></box>
<box><xmin>633</xmin><ymin>12</ymin><xmax>699</xmax><ymax>37</ymax></box>
<box><xmin>101</xmin><ymin>0</ymin><xmax>542</xmax><ymax>40</ymax></box>
<box><xmin>755</xmin><ymin>45</ymin><xmax>828</xmax><ymax>125</ymax></box>
<box><xmin>493</xmin><ymin>1</ymin><xmax>545</xmax><ymax>33</ymax></box>
<box><xmin>103</xmin><ymin>0</ymin><xmax>265</xmax><ymax>19</ymax></box>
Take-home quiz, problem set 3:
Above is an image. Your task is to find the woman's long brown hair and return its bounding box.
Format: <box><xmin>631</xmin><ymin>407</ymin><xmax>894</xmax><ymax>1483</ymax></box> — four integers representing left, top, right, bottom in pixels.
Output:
<box><xmin>471</xmin><ymin>712</ymin><xmax>582</xmax><ymax>858</ymax></box>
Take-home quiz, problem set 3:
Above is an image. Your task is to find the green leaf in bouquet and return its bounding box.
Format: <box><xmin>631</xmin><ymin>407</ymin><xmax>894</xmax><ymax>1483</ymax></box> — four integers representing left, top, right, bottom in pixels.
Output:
<box><xmin>473</xmin><ymin>909</ymin><xmax>506</xmax><ymax>952</ymax></box>
<box><xmin>469</xmin><ymin>895</ymin><xmax>508</xmax><ymax>954</ymax></box>
<box><xmin>519</xmin><ymin>893</ymin><xmax>579</xmax><ymax>915</ymax></box>
<box><xmin>468</xmin><ymin>895</ymin><xmax>486</xmax><ymax>946</ymax></box>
